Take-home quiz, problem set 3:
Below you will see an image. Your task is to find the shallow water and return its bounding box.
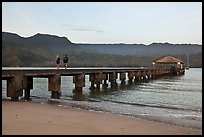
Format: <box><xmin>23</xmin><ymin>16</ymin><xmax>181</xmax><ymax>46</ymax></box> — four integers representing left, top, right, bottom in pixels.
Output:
<box><xmin>2</xmin><ymin>68</ymin><xmax>202</xmax><ymax>129</ymax></box>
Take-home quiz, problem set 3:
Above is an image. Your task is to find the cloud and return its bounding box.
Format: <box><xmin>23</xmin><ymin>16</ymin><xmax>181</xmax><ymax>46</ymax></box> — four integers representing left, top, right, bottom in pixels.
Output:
<box><xmin>69</xmin><ymin>28</ymin><xmax>104</xmax><ymax>33</ymax></box>
<box><xmin>61</xmin><ymin>23</ymin><xmax>104</xmax><ymax>33</ymax></box>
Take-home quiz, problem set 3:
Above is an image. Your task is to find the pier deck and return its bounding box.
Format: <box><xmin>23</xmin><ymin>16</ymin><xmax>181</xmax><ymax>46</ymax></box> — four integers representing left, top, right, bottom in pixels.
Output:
<box><xmin>2</xmin><ymin>67</ymin><xmax>185</xmax><ymax>100</ymax></box>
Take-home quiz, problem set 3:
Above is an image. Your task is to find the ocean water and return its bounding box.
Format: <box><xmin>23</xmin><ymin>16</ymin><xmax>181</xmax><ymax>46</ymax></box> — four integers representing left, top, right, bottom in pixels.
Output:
<box><xmin>2</xmin><ymin>68</ymin><xmax>202</xmax><ymax>129</ymax></box>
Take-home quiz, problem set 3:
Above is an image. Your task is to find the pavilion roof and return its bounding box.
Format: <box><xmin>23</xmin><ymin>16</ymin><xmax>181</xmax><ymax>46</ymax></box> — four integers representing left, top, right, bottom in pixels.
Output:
<box><xmin>154</xmin><ymin>56</ymin><xmax>184</xmax><ymax>64</ymax></box>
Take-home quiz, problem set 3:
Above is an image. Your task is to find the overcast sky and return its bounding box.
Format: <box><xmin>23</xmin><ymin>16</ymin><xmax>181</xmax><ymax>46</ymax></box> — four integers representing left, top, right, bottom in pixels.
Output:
<box><xmin>2</xmin><ymin>2</ymin><xmax>202</xmax><ymax>45</ymax></box>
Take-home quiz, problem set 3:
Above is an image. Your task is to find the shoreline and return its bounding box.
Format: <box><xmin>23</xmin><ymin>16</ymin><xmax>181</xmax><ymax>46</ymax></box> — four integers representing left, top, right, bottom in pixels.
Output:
<box><xmin>2</xmin><ymin>100</ymin><xmax>202</xmax><ymax>135</ymax></box>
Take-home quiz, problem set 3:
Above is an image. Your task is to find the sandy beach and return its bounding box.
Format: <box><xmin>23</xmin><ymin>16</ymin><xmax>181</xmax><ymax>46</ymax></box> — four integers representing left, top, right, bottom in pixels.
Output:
<box><xmin>2</xmin><ymin>100</ymin><xmax>202</xmax><ymax>135</ymax></box>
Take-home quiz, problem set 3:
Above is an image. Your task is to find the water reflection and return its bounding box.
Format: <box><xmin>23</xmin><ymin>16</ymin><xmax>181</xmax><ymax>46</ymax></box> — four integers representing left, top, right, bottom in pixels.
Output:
<box><xmin>119</xmin><ymin>81</ymin><xmax>126</xmax><ymax>90</ymax></box>
<box><xmin>72</xmin><ymin>89</ymin><xmax>86</xmax><ymax>101</ymax></box>
<box><xmin>51</xmin><ymin>91</ymin><xmax>61</xmax><ymax>99</ymax></box>
<box><xmin>71</xmin><ymin>79</ymin><xmax>148</xmax><ymax>101</ymax></box>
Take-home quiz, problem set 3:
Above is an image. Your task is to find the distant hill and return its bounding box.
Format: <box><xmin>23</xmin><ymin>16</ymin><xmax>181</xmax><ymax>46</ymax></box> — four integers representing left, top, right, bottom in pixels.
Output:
<box><xmin>2</xmin><ymin>32</ymin><xmax>81</xmax><ymax>66</ymax></box>
<box><xmin>2</xmin><ymin>32</ymin><xmax>202</xmax><ymax>67</ymax></box>
<box><xmin>76</xmin><ymin>42</ymin><xmax>201</xmax><ymax>56</ymax></box>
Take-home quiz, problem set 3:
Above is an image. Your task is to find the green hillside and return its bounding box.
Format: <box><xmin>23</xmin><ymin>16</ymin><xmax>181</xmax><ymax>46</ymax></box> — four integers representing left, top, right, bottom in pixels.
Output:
<box><xmin>2</xmin><ymin>32</ymin><xmax>202</xmax><ymax>68</ymax></box>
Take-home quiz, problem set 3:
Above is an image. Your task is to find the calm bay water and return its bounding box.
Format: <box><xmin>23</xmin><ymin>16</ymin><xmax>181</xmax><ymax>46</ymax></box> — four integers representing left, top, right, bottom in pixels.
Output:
<box><xmin>2</xmin><ymin>68</ymin><xmax>202</xmax><ymax>129</ymax></box>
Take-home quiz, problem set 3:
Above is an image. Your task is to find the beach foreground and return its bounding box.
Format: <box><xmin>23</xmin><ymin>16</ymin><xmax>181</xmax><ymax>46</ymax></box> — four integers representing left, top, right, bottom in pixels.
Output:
<box><xmin>2</xmin><ymin>100</ymin><xmax>202</xmax><ymax>135</ymax></box>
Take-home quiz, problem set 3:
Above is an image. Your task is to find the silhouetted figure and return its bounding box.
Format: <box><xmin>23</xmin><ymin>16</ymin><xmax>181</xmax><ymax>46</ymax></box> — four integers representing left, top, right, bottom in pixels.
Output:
<box><xmin>56</xmin><ymin>54</ymin><xmax>60</xmax><ymax>69</ymax></box>
<box><xmin>63</xmin><ymin>55</ymin><xmax>68</xmax><ymax>69</ymax></box>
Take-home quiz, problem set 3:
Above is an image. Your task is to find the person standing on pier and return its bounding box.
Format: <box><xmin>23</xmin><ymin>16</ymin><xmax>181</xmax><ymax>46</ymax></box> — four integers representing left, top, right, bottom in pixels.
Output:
<box><xmin>63</xmin><ymin>54</ymin><xmax>69</xmax><ymax>69</ymax></box>
<box><xmin>56</xmin><ymin>54</ymin><xmax>60</xmax><ymax>69</ymax></box>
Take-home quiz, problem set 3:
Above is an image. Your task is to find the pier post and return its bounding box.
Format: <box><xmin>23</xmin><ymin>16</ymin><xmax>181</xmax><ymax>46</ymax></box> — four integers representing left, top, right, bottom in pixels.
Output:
<box><xmin>7</xmin><ymin>76</ymin><xmax>25</xmax><ymax>101</ymax></box>
<box><xmin>134</xmin><ymin>71</ymin><xmax>141</xmax><ymax>81</ymax></box>
<box><xmin>102</xmin><ymin>73</ymin><xmax>108</xmax><ymax>87</ymax></box>
<box><xmin>143</xmin><ymin>70</ymin><xmax>147</xmax><ymax>80</ymax></box>
<box><xmin>95</xmin><ymin>72</ymin><xmax>102</xmax><ymax>90</ymax></box>
<box><xmin>167</xmin><ymin>69</ymin><xmax>171</xmax><ymax>75</ymax></box>
<box><xmin>128</xmin><ymin>71</ymin><xmax>134</xmax><ymax>83</ymax></box>
<box><xmin>119</xmin><ymin>72</ymin><xmax>126</xmax><ymax>89</ymax></box>
<box><xmin>163</xmin><ymin>69</ymin><xmax>165</xmax><ymax>75</ymax></box>
<box><xmin>155</xmin><ymin>69</ymin><xmax>160</xmax><ymax>77</ymax></box>
<box><xmin>48</xmin><ymin>74</ymin><xmax>61</xmax><ymax>99</ymax></box>
<box><xmin>24</xmin><ymin>77</ymin><xmax>33</xmax><ymax>100</ymax></box>
<box><xmin>109</xmin><ymin>72</ymin><xmax>117</xmax><ymax>89</ymax></box>
<box><xmin>151</xmin><ymin>69</ymin><xmax>156</xmax><ymax>79</ymax></box>
<box><xmin>146</xmin><ymin>70</ymin><xmax>151</xmax><ymax>79</ymax></box>
<box><xmin>89</xmin><ymin>74</ymin><xmax>95</xmax><ymax>89</ymax></box>
<box><xmin>89</xmin><ymin>73</ymin><xmax>103</xmax><ymax>90</ymax></box>
<box><xmin>73</xmin><ymin>73</ymin><xmax>85</xmax><ymax>92</ymax></box>
<box><xmin>139</xmin><ymin>70</ymin><xmax>143</xmax><ymax>80</ymax></box>
<box><xmin>120</xmin><ymin>72</ymin><xmax>126</xmax><ymax>82</ymax></box>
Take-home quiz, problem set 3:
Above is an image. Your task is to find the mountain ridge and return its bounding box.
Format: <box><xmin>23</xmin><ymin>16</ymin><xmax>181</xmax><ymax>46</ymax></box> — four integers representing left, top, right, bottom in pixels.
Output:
<box><xmin>2</xmin><ymin>31</ymin><xmax>202</xmax><ymax>67</ymax></box>
<box><xmin>3</xmin><ymin>31</ymin><xmax>202</xmax><ymax>46</ymax></box>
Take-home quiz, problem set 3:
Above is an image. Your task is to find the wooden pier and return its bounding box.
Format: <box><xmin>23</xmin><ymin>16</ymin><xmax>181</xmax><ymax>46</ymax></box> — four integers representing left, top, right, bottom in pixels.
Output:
<box><xmin>2</xmin><ymin>67</ymin><xmax>185</xmax><ymax>101</ymax></box>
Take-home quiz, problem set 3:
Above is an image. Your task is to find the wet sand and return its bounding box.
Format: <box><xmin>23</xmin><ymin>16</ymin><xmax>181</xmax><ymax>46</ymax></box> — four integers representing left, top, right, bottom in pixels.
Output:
<box><xmin>2</xmin><ymin>100</ymin><xmax>202</xmax><ymax>135</ymax></box>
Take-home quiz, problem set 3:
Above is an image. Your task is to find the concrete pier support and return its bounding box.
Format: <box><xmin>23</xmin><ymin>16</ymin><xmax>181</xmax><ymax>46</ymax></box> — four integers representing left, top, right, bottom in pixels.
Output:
<box><xmin>143</xmin><ymin>71</ymin><xmax>148</xmax><ymax>80</ymax></box>
<box><xmin>48</xmin><ymin>74</ymin><xmax>61</xmax><ymax>99</ymax></box>
<box><xmin>119</xmin><ymin>72</ymin><xmax>126</xmax><ymax>89</ymax></box>
<box><xmin>73</xmin><ymin>73</ymin><xmax>85</xmax><ymax>92</ymax></box>
<box><xmin>89</xmin><ymin>73</ymin><xmax>103</xmax><ymax>90</ymax></box>
<box><xmin>102</xmin><ymin>73</ymin><xmax>108</xmax><ymax>87</ymax></box>
<box><xmin>120</xmin><ymin>72</ymin><xmax>126</xmax><ymax>82</ymax></box>
<box><xmin>134</xmin><ymin>71</ymin><xmax>141</xmax><ymax>81</ymax></box>
<box><xmin>140</xmin><ymin>71</ymin><xmax>146</xmax><ymax>80</ymax></box>
<box><xmin>162</xmin><ymin>69</ymin><xmax>165</xmax><ymax>75</ymax></box>
<box><xmin>89</xmin><ymin>74</ymin><xmax>95</xmax><ymax>89</ymax></box>
<box><xmin>155</xmin><ymin>69</ymin><xmax>160</xmax><ymax>77</ymax></box>
<box><xmin>24</xmin><ymin>77</ymin><xmax>33</xmax><ymax>100</ymax></box>
<box><xmin>95</xmin><ymin>72</ymin><xmax>102</xmax><ymax>90</ymax></box>
<box><xmin>7</xmin><ymin>76</ymin><xmax>26</xmax><ymax>101</ymax></box>
<box><xmin>159</xmin><ymin>69</ymin><xmax>163</xmax><ymax>76</ymax></box>
<box><xmin>109</xmin><ymin>72</ymin><xmax>117</xmax><ymax>89</ymax></box>
<box><xmin>128</xmin><ymin>71</ymin><xmax>134</xmax><ymax>82</ymax></box>
<box><xmin>146</xmin><ymin>70</ymin><xmax>151</xmax><ymax>79</ymax></box>
<box><xmin>167</xmin><ymin>69</ymin><xmax>171</xmax><ymax>75</ymax></box>
<box><xmin>151</xmin><ymin>69</ymin><xmax>156</xmax><ymax>79</ymax></box>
